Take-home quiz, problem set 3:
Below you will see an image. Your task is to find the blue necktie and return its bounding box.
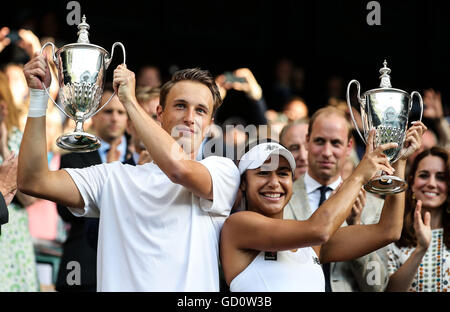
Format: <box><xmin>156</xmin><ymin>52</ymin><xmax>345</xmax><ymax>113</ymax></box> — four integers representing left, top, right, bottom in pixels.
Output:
<box><xmin>318</xmin><ymin>185</ymin><xmax>332</xmax><ymax>292</ymax></box>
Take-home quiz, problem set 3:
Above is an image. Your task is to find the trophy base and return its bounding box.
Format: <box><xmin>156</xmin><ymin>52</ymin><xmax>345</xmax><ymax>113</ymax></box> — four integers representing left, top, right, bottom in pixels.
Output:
<box><xmin>56</xmin><ymin>132</ymin><xmax>101</xmax><ymax>153</ymax></box>
<box><xmin>364</xmin><ymin>175</ymin><xmax>407</xmax><ymax>195</ymax></box>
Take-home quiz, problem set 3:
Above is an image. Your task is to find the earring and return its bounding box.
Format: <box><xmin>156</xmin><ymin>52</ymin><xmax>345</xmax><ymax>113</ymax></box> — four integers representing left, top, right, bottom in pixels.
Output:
<box><xmin>412</xmin><ymin>192</ymin><xmax>416</xmax><ymax>200</ymax></box>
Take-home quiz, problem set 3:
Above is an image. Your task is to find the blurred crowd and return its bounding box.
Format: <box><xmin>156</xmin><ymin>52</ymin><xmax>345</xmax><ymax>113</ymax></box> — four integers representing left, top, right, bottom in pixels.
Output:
<box><xmin>0</xmin><ymin>16</ymin><xmax>449</xmax><ymax>293</ymax></box>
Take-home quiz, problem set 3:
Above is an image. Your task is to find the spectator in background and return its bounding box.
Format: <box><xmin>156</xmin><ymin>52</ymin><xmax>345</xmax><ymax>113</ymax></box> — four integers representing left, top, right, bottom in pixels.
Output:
<box><xmin>3</xmin><ymin>64</ymin><xmax>29</xmax><ymax>130</ymax></box>
<box><xmin>282</xmin><ymin>96</ymin><xmax>308</xmax><ymax>123</ymax></box>
<box><xmin>56</xmin><ymin>84</ymin><xmax>135</xmax><ymax>292</ymax></box>
<box><xmin>1</xmin><ymin>27</ymin><xmax>60</xmax><ymax>132</ymax></box>
<box><xmin>422</xmin><ymin>89</ymin><xmax>450</xmax><ymax>149</ymax></box>
<box><xmin>279</xmin><ymin>118</ymin><xmax>309</xmax><ymax>181</ymax></box>
<box><xmin>137</xmin><ymin>65</ymin><xmax>162</xmax><ymax>88</ymax></box>
<box><xmin>0</xmin><ymin>71</ymin><xmax>39</xmax><ymax>291</ymax></box>
<box><xmin>135</xmin><ymin>86</ymin><xmax>160</xmax><ymax>120</ymax></box>
<box><xmin>386</xmin><ymin>147</ymin><xmax>449</xmax><ymax>292</ymax></box>
<box><xmin>1</xmin><ymin>26</ymin><xmax>65</xmax><ymax>290</ymax></box>
<box><xmin>214</xmin><ymin>67</ymin><xmax>267</xmax><ymax>128</ymax></box>
<box><xmin>269</xmin><ymin>58</ymin><xmax>306</xmax><ymax>111</ymax></box>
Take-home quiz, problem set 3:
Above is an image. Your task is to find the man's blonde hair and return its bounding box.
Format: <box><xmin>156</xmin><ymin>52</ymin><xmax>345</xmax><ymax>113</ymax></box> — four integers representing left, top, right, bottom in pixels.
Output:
<box><xmin>136</xmin><ymin>86</ymin><xmax>160</xmax><ymax>104</ymax></box>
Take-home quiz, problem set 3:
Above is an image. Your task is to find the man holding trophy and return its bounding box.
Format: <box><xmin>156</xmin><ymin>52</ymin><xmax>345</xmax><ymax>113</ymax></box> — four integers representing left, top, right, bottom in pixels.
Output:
<box><xmin>17</xmin><ymin>18</ymin><xmax>240</xmax><ymax>291</ymax></box>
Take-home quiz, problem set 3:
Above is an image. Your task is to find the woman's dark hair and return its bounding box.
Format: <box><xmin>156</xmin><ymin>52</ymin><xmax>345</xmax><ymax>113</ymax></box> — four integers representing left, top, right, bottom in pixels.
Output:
<box><xmin>396</xmin><ymin>146</ymin><xmax>450</xmax><ymax>249</ymax></box>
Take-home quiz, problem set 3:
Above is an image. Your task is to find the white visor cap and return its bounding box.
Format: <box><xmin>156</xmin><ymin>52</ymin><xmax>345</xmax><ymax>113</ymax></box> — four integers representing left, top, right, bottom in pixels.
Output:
<box><xmin>238</xmin><ymin>142</ymin><xmax>296</xmax><ymax>176</ymax></box>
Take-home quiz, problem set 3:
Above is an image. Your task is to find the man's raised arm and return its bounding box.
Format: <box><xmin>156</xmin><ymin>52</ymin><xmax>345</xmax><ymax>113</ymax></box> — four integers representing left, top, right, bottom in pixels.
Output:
<box><xmin>18</xmin><ymin>53</ymin><xmax>84</xmax><ymax>208</ymax></box>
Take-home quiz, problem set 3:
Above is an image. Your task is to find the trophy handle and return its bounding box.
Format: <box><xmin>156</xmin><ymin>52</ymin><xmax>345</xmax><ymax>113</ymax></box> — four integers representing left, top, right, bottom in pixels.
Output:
<box><xmin>39</xmin><ymin>42</ymin><xmax>73</xmax><ymax>119</ymax></box>
<box><xmin>105</xmin><ymin>42</ymin><xmax>126</xmax><ymax>69</ymax></box>
<box><xmin>40</xmin><ymin>42</ymin><xmax>58</xmax><ymax>66</ymax></box>
<box><xmin>91</xmin><ymin>42</ymin><xmax>127</xmax><ymax>118</ymax></box>
<box><xmin>410</xmin><ymin>91</ymin><xmax>424</xmax><ymax>122</ymax></box>
<box><xmin>396</xmin><ymin>91</ymin><xmax>424</xmax><ymax>162</ymax></box>
<box><xmin>346</xmin><ymin>79</ymin><xmax>367</xmax><ymax>144</ymax></box>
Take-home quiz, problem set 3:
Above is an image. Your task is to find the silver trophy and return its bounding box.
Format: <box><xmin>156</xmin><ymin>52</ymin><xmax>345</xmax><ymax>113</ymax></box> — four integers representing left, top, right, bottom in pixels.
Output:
<box><xmin>40</xmin><ymin>15</ymin><xmax>126</xmax><ymax>152</ymax></box>
<box><xmin>346</xmin><ymin>60</ymin><xmax>423</xmax><ymax>194</ymax></box>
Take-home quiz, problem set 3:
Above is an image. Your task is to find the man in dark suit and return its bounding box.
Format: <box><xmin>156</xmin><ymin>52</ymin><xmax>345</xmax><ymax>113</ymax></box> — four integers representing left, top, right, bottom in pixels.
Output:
<box><xmin>56</xmin><ymin>85</ymin><xmax>135</xmax><ymax>291</ymax></box>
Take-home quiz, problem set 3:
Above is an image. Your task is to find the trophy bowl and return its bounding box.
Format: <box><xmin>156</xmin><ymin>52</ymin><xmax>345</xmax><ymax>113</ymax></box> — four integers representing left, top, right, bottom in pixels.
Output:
<box><xmin>347</xmin><ymin>60</ymin><xmax>423</xmax><ymax>195</ymax></box>
<box><xmin>41</xmin><ymin>15</ymin><xmax>125</xmax><ymax>152</ymax></box>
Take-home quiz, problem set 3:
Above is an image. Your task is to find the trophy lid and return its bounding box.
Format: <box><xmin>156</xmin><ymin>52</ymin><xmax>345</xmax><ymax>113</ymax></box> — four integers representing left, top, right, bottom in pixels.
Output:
<box><xmin>77</xmin><ymin>15</ymin><xmax>90</xmax><ymax>43</ymax></box>
<box><xmin>56</xmin><ymin>14</ymin><xmax>109</xmax><ymax>57</ymax></box>
<box><xmin>359</xmin><ymin>60</ymin><xmax>410</xmax><ymax>99</ymax></box>
<box><xmin>379</xmin><ymin>60</ymin><xmax>392</xmax><ymax>88</ymax></box>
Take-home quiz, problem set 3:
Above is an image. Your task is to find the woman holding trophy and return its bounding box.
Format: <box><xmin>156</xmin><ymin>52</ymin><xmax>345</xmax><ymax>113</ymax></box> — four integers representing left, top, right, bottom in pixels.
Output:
<box><xmin>220</xmin><ymin>119</ymin><xmax>426</xmax><ymax>291</ymax></box>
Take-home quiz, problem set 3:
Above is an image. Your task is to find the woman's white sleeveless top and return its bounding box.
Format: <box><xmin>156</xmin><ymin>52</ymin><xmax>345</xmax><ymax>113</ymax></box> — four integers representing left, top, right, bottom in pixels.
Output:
<box><xmin>230</xmin><ymin>247</ymin><xmax>325</xmax><ymax>292</ymax></box>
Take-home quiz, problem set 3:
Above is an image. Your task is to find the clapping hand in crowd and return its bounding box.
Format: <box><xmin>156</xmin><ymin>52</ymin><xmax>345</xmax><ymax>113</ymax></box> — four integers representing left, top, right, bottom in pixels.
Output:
<box><xmin>106</xmin><ymin>138</ymin><xmax>122</xmax><ymax>163</ymax></box>
<box><xmin>328</xmin><ymin>182</ymin><xmax>366</xmax><ymax>226</ymax></box>
<box><xmin>413</xmin><ymin>200</ymin><xmax>431</xmax><ymax>252</ymax></box>
<box><xmin>346</xmin><ymin>189</ymin><xmax>366</xmax><ymax>225</ymax></box>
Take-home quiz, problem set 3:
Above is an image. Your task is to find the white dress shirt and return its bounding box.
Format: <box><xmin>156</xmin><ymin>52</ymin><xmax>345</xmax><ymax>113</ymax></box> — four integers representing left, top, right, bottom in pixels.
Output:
<box><xmin>304</xmin><ymin>172</ymin><xmax>342</xmax><ymax>214</ymax></box>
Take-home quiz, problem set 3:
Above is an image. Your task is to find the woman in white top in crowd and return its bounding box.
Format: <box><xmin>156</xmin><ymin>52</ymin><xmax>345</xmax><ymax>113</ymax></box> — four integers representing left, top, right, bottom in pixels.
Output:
<box><xmin>386</xmin><ymin>146</ymin><xmax>449</xmax><ymax>292</ymax></box>
<box><xmin>220</xmin><ymin>123</ymin><xmax>426</xmax><ymax>291</ymax></box>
